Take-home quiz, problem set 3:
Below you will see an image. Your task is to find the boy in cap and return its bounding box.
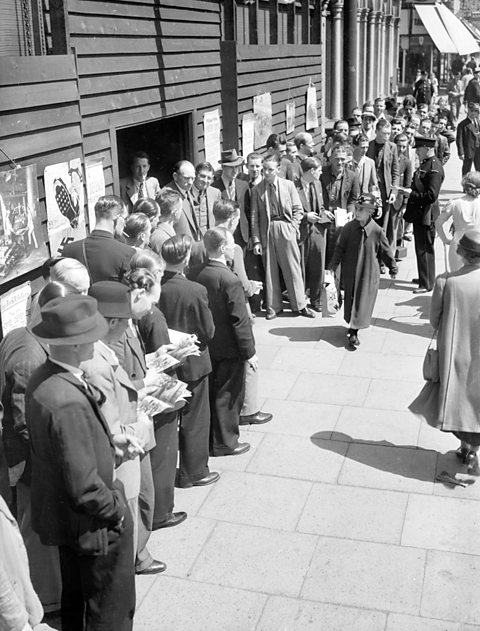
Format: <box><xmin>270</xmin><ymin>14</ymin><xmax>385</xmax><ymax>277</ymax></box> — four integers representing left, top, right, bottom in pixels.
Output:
<box><xmin>328</xmin><ymin>194</ymin><xmax>398</xmax><ymax>347</ymax></box>
<box><xmin>26</xmin><ymin>295</ymin><xmax>135</xmax><ymax>631</ymax></box>
<box><xmin>403</xmin><ymin>135</ymin><xmax>445</xmax><ymax>293</ymax></box>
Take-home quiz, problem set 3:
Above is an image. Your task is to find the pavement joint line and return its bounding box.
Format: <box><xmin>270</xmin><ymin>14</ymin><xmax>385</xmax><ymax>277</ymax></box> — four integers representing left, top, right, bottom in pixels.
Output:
<box><xmin>181</xmin><ymin>517</ymin><xmax>221</xmax><ymax>580</ymax></box>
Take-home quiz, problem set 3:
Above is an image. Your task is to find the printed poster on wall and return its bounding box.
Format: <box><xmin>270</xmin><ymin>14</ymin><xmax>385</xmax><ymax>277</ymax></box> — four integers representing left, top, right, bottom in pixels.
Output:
<box><xmin>286</xmin><ymin>101</ymin><xmax>296</xmax><ymax>135</ymax></box>
<box><xmin>85</xmin><ymin>160</ymin><xmax>105</xmax><ymax>232</ymax></box>
<box><xmin>306</xmin><ymin>84</ymin><xmax>318</xmax><ymax>130</ymax></box>
<box><xmin>44</xmin><ymin>158</ymin><xmax>86</xmax><ymax>255</ymax></box>
<box><xmin>242</xmin><ymin>113</ymin><xmax>255</xmax><ymax>160</ymax></box>
<box><xmin>253</xmin><ymin>93</ymin><xmax>272</xmax><ymax>148</ymax></box>
<box><xmin>203</xmin><ymin>109</ymin><xmax>221</xmax><ymax>167</ymax></box>
<box><xmin>0</xmin><ymin>281</ymin><xmax>31</xmax><ymax>336</ymax></box>
<box><xmin>0</xmin><ymin>164</ymin><xmax>48</xmax><ymax>285</ymax></box>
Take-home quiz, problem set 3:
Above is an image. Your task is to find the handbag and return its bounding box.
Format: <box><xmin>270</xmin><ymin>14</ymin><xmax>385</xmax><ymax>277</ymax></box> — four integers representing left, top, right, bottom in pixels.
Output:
<box><xmin>423</xmin><ymin>332</ymin><xmax>439</xmax><ymax>382</ymax></box>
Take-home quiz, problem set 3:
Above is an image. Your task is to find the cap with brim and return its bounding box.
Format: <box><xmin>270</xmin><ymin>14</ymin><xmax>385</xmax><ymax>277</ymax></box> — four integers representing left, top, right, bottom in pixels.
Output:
<box><xmin>219</xmin><ymin>149</ymin><xmax>244</xmax><ymax>167</ymax></box>
<box><xmin>30</xmin><ymin>295</ymin><xmax>108</xmax><ymax>345</ymax></box>
<box><xmin>361</xmin><ymin>112</ymin><xmax>376</xmax><ymax>120</ymax></box>
<box><xmin>459</xmin><ymin>229</ymin><xmax>480</xmax><ymax>255</ymax></box>
<box><xmin>356</xmin><ymin>193</ymin><xmax>379</xmax><ymax>213</ymax></box>
<box><xmin>89</xmin><ymin>281</ymin><xmax>133</xmax><ymax>319</ymax></box>
<box><xmin>413</xmin><ymin>134</ymin><xmax>436</xmax><ymax>149</ymax></box>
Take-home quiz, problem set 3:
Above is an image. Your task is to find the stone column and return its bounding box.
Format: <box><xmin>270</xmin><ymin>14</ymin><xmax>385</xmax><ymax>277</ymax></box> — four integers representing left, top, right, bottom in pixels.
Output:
<box><xmin>366</xmin><ymin>10</ymin><xmax>377</xmax><ymax>102</ymax></box>
<box><xmin>392</xmin><ymin>15</ymin><xmax>400</xmax><ymax>94</ymax></box>
<box><xmin>321</xmin><ymin>1</ymin><xmax>329</xmax><ymax>124</ymax></box>
<box><xmin>330</xmin><ymin>0</ymin><xmax>344</xmax><ymax>120</ymax></box>
<box><xmin>359</xmin><ymin>8</ymin><xmax>368</xmax><ymax>106</ymax></box>
<box><xmin>385</xmin><ymin>14</ymin><xmax>393</xmax><ymax>95</ymax></box>
<box><xmin>356</xmin><ymin>8</ymin><xmax>363</xmax><ymax>107</ymax></box>
<box><xmin>343</xmin><ymin>0</ymin><xmax>358</xmax><ymax>117</ymax></box>
<box><xmin>377</xmin><ymin>11</ymin><xmax>385</xmax><ymax>97</ymax></box>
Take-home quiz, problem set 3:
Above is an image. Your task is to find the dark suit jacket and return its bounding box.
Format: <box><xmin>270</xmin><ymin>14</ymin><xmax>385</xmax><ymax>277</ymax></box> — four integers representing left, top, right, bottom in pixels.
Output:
<box><xmin>163</xmin><ymin>181</ymin><xmax>201</xmax><ymax>242</ymax></box>
<box><xmin>0</xmin><ymin>328</ymin><xmax>47</xmax><ymax>471</ymax></box>
<box><xmin>251</xmin><ymin>178</ymin><xmax>304</xmax><ymax>249</ymax></box>
<box><xmin>393</xmin><ymin>154</ymin><xmax>413</xmax><ymax>211</ymax></box>
<box><xmin>366</xmin><ymin>140</ymin><xmax>399</xmax><ymax>197</ymax></box>
<box><xmin>456</xmin><ymin>117</ymin><xmax>480</xmax><ymax>160</ymax></box>
<box><xmin>320</xmin><ymin>166</ymin><xmax>360</xmax><ymax>214</ymax></box>
<box><xmin>61</xmin><ymin>229</ymin><xmax>135</xmax><ymax>283</ymax></box>
<box><xmin>191</xmin><ymin>185</ymin><xmax>221</xmax><ymax>229</ymax></box>
<box><xmin>211</xmin><ymin>177</ymin><xmax>250</xmax><ymax>244</ymax></box>
<box><xmin>464</xmin><ymin>78</ymin><xmax>480</xmax><ymax>104</ymax></box>
<box><xmin>285</xmin><ymin>155</ymin><xmax>304</xmax><ymax>182</ymax></box>
<box><xmin>293</xmin><ymin>178</ymin><xmax>328</xmax><ymax>242</ymax></box>
<box><xmin>160</xmin><ymin>271</ymin><xmax>214</xmax><ymax>381</ymax></box>
<box><xmin>195</xmin><ymin>261</ymin><xmax>255</xmax><ymax>361</ymax></box>
<box><xmin>26</xmin><ymin>360</ymin><xmax>125</xmax><ymax>552</ymax></box>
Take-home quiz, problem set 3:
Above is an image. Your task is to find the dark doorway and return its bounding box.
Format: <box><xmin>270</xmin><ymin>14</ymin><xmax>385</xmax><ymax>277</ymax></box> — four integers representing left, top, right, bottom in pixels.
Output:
<box><xmin>116</xmin><ymin>113</ymin><xmax>193</xmax><ymax>188</ymax></box>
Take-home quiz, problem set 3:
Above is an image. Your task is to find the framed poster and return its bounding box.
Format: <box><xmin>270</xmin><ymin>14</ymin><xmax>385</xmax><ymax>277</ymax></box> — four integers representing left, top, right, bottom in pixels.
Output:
<box><xmin>44</xmin><ymin>158</ymin><xmax>86</xmax><ymax>255</ymax></box>
<box><xmin>85</xmin><ymin>160</ymin><xmax>105</xmax><ymax>232</ymax></box>
<box><xmin>0</xmin><ymin>282</ymin><xmax>31</xmax><ymax>336</ymax></box>
<box><xmin>286</xmin><ymin>101</ymin><xmax>296</xmax><ymax>134</ymax></box>
<box><xmin>242</xmin><ymin>113</ymin><xmax>255</xmax><ymax>159</ymax></box>
<box><xmin>253</xmin><ymin>93</ymin><xmax>272</xmax><ymax>148</ymax></box>
<box><xmin>203</xmin><ymin>109</ymin><xmax>221</xmax><ymax>166</ymax></box>
<box><xmin>306</xmin><ymin>84</ymin><xmax>319</xmax><ymax>130</ymax></box>
<box><xmin>0</xmin><ymin>165</ymin><xmax>48</xmax><ymax>285</ymax></box>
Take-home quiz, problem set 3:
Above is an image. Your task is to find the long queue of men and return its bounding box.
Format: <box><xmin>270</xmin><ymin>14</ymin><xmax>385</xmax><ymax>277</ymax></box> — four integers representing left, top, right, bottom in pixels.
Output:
<box><xmin>0</xmin><ymin>88</ymin><xmax>451</xmax><ymax>631</ymax></box>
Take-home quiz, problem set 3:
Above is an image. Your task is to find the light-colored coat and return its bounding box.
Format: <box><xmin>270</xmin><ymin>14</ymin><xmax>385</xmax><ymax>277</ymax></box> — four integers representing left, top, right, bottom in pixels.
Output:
<box><xmin>250</xmin><ymin>178</ymin><xmax>304</xmax><ymax>249</ymax></box>
<box><xmin>82</xmin><ymin>342</ymin><xmax>153</xmax><ymax>500</ymax></box>
<box><xmin>119</xmin><ymin>176</ymin><xmax>161</xmax><ymax>211</ymax></box>
<box><xmin>429</xmin><ymin>266</ymin><xmax>480</xmax><ymax>433</ymax></box>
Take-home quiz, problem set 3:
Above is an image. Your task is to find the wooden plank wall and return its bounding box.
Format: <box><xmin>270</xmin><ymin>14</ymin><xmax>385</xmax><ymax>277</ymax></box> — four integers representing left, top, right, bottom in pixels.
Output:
<box><xmin>0</xmin><ymin>54</ymin><xmax>83</xmax><ymax>295</ymax></box>
<box><xmin>235</xmin><ymin>44</ymin><xmax>323</xmax><ymax>150</ymax></box>
<box><xmin>68</xmin><ymin>0</ymin><xmax>223</xmax><ymax>192</ymax></box>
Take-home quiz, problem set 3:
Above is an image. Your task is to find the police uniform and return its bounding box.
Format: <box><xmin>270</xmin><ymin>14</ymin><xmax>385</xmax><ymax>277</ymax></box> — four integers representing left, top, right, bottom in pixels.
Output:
<box><xmin>403</xmin><ymin>136</ymin><xmax>444</xmax><ymax>291</ymax></box>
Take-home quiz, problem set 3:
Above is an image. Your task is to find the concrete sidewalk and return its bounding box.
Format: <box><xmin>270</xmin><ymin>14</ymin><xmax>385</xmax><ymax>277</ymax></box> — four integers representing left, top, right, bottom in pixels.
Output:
<box><xmin>134</xmin><ymin>148</ymin><xmax>480</xmax><ymax>630</ymax></box>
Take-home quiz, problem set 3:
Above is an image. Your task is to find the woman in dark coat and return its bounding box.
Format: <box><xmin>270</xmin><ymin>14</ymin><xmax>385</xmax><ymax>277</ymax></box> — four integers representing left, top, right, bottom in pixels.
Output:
<box><xmin>328</xmin><ymin>194</ymin><xmax>398</xmax><ymax>347</ymax></box>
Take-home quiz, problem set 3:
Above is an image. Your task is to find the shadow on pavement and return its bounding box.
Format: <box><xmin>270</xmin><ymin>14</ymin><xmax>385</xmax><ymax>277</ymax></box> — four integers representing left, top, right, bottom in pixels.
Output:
<box><xmin>372</xmin><ymin>317</ymin><xmax>432</xmax><ymax>338</ymax></box>
<box><xmin>268</xmin><ymin>325</ymin><xmax>346</xmax><ymax>347</ymax></box>
<box><xmin>311</xmin><ymin>430</ymin><xmax>443</xmax><ymax>483</ymax></box>
<box><xmin>394</xmin><ymin>294</ymin><xmax>431</xmax><ymax>319</ymax></box>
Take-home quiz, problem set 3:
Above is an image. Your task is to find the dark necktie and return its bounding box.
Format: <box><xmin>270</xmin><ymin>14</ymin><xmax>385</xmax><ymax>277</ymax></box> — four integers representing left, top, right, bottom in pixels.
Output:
<box><xmin>309</xmin><ymin>182</ymin><xmax>317</xmax><ymax>213</ymax></box>
<box><xmin>268</xmin><ymin>183</ymin><xmax>280</xmax><ymax>217</ymax></box>
<box><xmin>138</xmin><ymin>180</ymin><xmax>145</xmax><ymax>199</ymax></box>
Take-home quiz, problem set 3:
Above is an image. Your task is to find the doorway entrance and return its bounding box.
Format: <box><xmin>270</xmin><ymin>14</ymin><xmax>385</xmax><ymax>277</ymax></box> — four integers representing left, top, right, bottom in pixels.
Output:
<box><xmin>116</xmin><ymin>113</ymin><xmax>193</xmax><ymax>188</ymax></box>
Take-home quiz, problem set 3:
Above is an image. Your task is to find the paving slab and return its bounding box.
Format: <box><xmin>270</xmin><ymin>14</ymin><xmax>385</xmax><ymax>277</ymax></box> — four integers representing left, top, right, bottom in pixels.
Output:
<box><xmin>297</xmin><ymin>482</ymin><xmax>408</xmax><ymax>544</ymax></box>
<box><xmin>247</xmin><ymin>433</ymin><xmax>348</xmax><ymax>482</ymax></box>
<box><xmin>421</xmin><ymin>550</ymin><xmax>480</xmax><ymax>625</ymax></box>
<box><xmin>268</xmin><ymin>346</ymin><xmax>345</xmax><ymax>374</ymax></box>
<box><xmin>198</xmin><ymin>470</ymin><xmax>312</xmax><ymax>531</ymax></box>
<box><xmin>386</xmin><ymin>613</ymin><xmax>480</xmax><ymax>630</ymax></box>
<box><xmin>288</xmin><ymin>372</ymin><xmax>371</xmax><ymax>406</ymax></box>
<box><xmin>134</xmin><ymin>576</ymin><xmax>266</xmax><ymax>631</ymax></box>
<box><xmin>333</xmin><ymin>405</ymin><xmax>421</xmax><ymax>446</ymax></box>
<box><xmin>256</xmin><ymin>595</ymin><xmax>387</xmax><ymax>631</ymax></box>
<box><xmin>301</xmin><ymin>537</ymin><xmax>425</xmax><ymax>614</ymax></box>
<box><xmin>364</xmin><ymin>378</ymin><xmax>422</xmax><ymax>410</ymax></box>
<box><xmin>402</xmin><ymin>494</ymin><xmax>480</xmax><ymax>555</ymax></box>
<box><xmin>258</xmin><ymin>367</ymin><xmax>300</xmax><ymax>399</ymax></box>
<box><xmin>338</xmin><ymin>350</ymin><xmax>423</xmax><ymax>382</ymax></box>
<box><xmin>189</xmin><ymin>522</ymin><xmax>318</xmax><ymax>597</ymax></box>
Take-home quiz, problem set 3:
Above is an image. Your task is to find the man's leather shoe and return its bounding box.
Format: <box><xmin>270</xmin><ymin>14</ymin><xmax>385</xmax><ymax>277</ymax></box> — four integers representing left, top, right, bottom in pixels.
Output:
<box><xmin>297</xmin><ymin>307</ymin><xmax>315</xmax><ymax>318</ymax></box>
<box><xmin>193</xmin><ymin>471</ymin><xmax>220</xmax><ymax>486</ymax></box>
<box><xmin>136</xmin><ymin>560</ymin><xmax>167</xmax><ymax>575</ymax></box>
<box><xmin>403</xmin><ymin>234</ymin><xmax>413</xmax><ymax>241</ymax></box>
<box><xmin>309</xmin><ymin>303</ymin><xmax>322</xmax><ymax>312</ymax></box>
<box><xmin>411</xmin><ymin>278</ymin><xmax>420</xmax><ymax>284</ymax></box>
<box><xmin>239</xmin><ymin>411</ymin><xmax>273</xmax><ymax>425</ymax></box>
<box><xmin>347</xmin><ymin>333</ymin><xmax>360</xmax><ymax>347</ymax></box>
<box><xmin>225</xmin><ymin>442</ymin><xmax>250</xmax><ymax>456</ymax></box>
<box><xmin>153</xmin><ymin>511</ymin><xmax>187</xmax><ymax>530</ymax></box>
<box><xmin>413</xmin><ymin>287</ymin><xmax>430</xmax><ymax>294</ymax></box>
<box><xmin>266</xmin><ymin>308</ymin><xmax>277</xmax><ymax>320</ymax></box>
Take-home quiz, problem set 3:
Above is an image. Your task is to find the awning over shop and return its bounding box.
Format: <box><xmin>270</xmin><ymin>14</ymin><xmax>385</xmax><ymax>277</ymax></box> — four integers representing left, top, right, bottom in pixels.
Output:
<box><xmin>415</xmin><ymin>3</ymin><xmax>480</xmax><ymax>55</ymax></box>
<box><xmin>460</xmin><ymin>16</ymin><xmax>480</xmax><ymax>44</ymax></box>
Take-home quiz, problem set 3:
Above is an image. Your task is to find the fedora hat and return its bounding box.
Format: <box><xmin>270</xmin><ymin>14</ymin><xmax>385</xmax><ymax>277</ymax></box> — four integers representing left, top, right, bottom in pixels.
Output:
<box><xmin>459</xmin><ymin>229</ymin><xmax>480</xmax><ymax>255</ymax></box>
<box><xmin>30</xmin><ymin>295</ymin><xmax>108</xmax><ymax>345</ymax></box>
<box><xmin>89</xmin><ymin>281</ymin><xmax>132</xmax><ymax>319</ymax></box>
<box><xmin>219</xmin><ymin>149</ymin><xmax>244</xmax><ymax>166</ymax></box>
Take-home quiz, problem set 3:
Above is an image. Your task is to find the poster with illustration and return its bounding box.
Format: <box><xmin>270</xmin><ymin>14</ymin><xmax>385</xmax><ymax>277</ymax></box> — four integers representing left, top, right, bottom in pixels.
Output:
<box><xmin>44</xmin><ymin>158</ymin><xmax>86</xmax><ymax>255</ymax></box>
<box><xmin>253</xmin><ymin>93</ymin><xmax>272</xmax><ymax>148</ymax></box>
<box><xmin>286</xmin><ymin>101</ymin><xmax>295</xmax><ymax>134</ymax></box>
<box><xmin>0</xmin><ymin>164</ymin><xmax>48</xmax><ymax>285</ymax></box>
<box><xmin>85</xmin><ymin>160</ymin><xmax>105</xmax><ymax>231</ymax></box>
<box><xmin>306</xmin><ymin>84</ymin><xmax>318</xmax><ymax>130</ymax></box>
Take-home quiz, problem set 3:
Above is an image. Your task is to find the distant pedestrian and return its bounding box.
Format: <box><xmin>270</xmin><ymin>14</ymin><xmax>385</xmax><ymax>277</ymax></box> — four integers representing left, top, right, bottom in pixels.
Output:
<box><xmin>414</xmin><ymin>70</ymin><xmax>432</xmax><ymax>106</ymax></box>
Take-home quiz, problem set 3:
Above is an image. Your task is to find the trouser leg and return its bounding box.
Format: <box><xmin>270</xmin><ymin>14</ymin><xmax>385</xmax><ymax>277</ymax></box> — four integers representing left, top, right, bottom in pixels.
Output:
<box><xmin>273</xmin><ymin>221</ymin><xmax>306</xmax><ymax>311</ymax></box>
<box><xmin>150</xmin><ymin>412</ymin><xmax>178</xmax><ymax>528</ymax></box>
<box><xmin>241</xmin><ymin>360</ymin><xmax>259</xmax><ymax>417</ymax></box>
<box><xmin>306</xmin><ymin>226</ymin><xmax>327</xmax><ymax>308</ymax></box>
<box><xmin>135</xmin><ymin>453</ymin><xmax>154</xmax><ymax>571</ymax></box>
<box><xmin>210</xmin><ymin>358</ymin><xmax>246</xmax><ymax>455</ymax></box>
<box><xmin>177</xmin><ymin>375</ymin><xmax>211</xmax><ymax>485</ymax></box>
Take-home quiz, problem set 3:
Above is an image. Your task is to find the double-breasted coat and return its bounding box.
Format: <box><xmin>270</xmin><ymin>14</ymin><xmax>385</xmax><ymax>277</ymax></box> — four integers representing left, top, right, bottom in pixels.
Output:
<box><xmin>329</xmin><ymin>218</ymin><xmax>398</xmax><ymax>329</ymax></box>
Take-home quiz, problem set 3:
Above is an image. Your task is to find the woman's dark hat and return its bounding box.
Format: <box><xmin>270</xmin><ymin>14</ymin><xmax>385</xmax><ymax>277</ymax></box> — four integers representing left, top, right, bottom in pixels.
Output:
<box><xmin>459</xmin><ymin>229</ymin><xmax>480</xmax><ymax>255</ymax></box>
<box><xmin>219</xmin><ymin>149</ymin><xmax>244</xmax><ymax>166</ymax></box>
<box><xmin>30</xmin><ymin>295</ymin><xmax>108</xmax><ymax>345</ymax></box>
<box><xmin>89</xmin><ymin>281</ymin><xmax>132</xmax><ymax>319</ymax></box>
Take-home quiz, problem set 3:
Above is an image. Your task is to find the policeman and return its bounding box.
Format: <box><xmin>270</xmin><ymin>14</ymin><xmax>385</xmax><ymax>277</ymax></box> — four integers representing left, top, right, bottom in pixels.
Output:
<box><xmin>403</xmin><ymin>135</ymin><xmax>445</xmax><ymax>294</ymax></box>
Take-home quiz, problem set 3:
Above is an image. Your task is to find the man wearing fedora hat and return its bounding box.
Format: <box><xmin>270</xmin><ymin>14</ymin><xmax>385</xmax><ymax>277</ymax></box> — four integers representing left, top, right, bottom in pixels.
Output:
<box><xmin>212</xmin><ymin>149</ymin><xmax>250</xmax><ymax>250</ymax></box>
<box><xmin>26</xmin><ymin>295</ymin><xmax>135</xmax><ymax>631</ymax></box>
<box><xmin>403</xmin><ymin>134</ymin><xmax>445</xmax><ymax>293</ymax></box>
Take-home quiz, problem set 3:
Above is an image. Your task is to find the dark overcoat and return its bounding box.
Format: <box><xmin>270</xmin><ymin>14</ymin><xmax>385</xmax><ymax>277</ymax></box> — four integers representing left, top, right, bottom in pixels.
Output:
<box><xmin>329</xmin><ymin>218</ymin><xmax>398</xmax><ymax>329</ymax></box>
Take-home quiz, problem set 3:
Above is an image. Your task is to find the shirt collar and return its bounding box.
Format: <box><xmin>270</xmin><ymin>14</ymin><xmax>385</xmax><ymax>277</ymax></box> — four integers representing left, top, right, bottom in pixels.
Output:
<box><xmin>49</xmin><ymin>358</ymin><xmax>85</xmax><ymax>383</ymax></box>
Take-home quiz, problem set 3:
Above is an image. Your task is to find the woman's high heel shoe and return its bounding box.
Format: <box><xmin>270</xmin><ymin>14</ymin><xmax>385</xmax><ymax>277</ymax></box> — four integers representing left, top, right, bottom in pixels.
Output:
<box><xmin>466</xmin><ymin>451</ymin><xmax>480</xmax><ymax>476</ymax></box>
<box><xmin>456</xmin><ymin>447</ymin><xmax>469</xmax><ymax>464</ymax></box>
